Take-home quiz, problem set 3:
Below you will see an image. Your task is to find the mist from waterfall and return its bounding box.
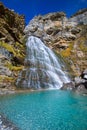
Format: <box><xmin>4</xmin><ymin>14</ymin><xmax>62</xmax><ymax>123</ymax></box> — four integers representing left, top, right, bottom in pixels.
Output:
<box><xmin>16</xmin><ymin>36</ymin><xmax>70</xmax><ymax>89</ymax></box>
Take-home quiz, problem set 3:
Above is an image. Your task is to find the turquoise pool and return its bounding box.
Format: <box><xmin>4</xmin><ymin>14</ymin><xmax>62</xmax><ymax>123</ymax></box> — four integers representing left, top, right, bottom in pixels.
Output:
<box><xmin>0</xmin><ymin>90</ymin><xmax>87</xmax><ymax>130</ymax></box>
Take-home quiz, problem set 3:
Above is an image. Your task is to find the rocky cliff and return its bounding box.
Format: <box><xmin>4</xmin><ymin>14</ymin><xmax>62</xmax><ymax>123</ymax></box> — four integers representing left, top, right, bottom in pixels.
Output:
<box><xmin>0</xmin><ymin>2</ymin><xmax>25</xmax><ymax>91</ymax></box>
<box><xmin>25</xmin><ymin>9</ymin><xmax>87</xmax><ymax>77</ymax></box>
<box><xmin>0</xmin><ymin>2</ymin><xmax>87</xmax><ymax>92</ymax></box>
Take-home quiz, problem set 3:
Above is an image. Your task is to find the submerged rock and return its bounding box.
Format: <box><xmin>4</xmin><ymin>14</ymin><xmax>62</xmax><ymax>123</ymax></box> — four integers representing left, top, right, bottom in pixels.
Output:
<box><xmin>0</xmin><ymin>114</ymin><xmax>19</xmax><ymax>130</ymax></box>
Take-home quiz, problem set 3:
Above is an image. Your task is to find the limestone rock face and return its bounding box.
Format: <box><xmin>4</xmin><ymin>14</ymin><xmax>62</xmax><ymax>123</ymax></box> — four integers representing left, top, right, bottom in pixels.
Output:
<box><xmin>0</xmin><ymin>2</ymin><xmax>25</xmax><ymax>90</ymax></box>
<box><xmin>0</xmin><ymin>2</ymin><xmax>25</xmax><ymax>64</ymax></box>
<box><xmin>24</xmin><ymin>11</ymin><xmax>79</xmax><ymax>47</ymax></box>
<box><xmin>0</xmin><ymin>2</ymin><xmax>25</xmax><ymax>43</ymax></box>
<box><xmin>25</xmin><ymin>8</ymin><xmax>87</xmax><ymax>76</ymax></box>
<box><xmin>0</xmin><ymin>54</ymin><xmax>12</xmax><ymax>88</ymax></box>
<box><xmin>69</xmin><ymin>8</ymin><xmax>87</xmax><ymax>25</ymax></box>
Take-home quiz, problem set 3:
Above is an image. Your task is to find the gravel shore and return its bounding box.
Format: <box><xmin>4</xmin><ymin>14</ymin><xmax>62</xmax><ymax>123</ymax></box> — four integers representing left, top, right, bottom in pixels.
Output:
<box><xmin>0</xmin><ymin>114</ymin><xmax>19</xmax><ymax>130</ymax></box>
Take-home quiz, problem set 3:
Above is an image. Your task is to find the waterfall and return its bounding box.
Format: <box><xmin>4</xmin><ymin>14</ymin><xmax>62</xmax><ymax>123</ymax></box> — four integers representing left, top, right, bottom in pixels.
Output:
<box><xmin>16</xmin><ymin>36</ymin><xmax>70</xmax><ymax>89</ymax></box>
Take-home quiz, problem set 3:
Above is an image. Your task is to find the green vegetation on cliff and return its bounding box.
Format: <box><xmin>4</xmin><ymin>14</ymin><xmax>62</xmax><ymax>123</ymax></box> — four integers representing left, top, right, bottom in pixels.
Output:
<box><xmin>0</xmin><ymin>2</ymin><xmax>25</xmax><ymax>89</ymax></box>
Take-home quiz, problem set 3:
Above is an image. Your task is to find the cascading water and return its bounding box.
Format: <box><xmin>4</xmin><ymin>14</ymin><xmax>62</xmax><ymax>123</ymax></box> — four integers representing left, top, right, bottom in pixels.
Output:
<box><xmin>16</xmin><ymin>36</ymin><xmax>70</xmax><ymax>89</ymax></box>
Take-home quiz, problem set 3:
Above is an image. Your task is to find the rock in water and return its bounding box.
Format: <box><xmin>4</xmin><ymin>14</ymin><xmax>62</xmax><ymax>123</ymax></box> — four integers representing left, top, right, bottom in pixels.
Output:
<box><xmin>16</xmin><ymin>36</ymin><xmax>70</xmax><ymax>89</ymax></box>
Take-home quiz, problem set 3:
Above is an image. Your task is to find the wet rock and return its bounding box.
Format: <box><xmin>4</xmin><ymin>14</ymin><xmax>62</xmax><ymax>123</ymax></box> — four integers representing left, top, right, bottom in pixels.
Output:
<box><xmin>61</xmin><ymin>69</ymin><xmax>87</xmax><ymax>94</ymax></box>
<box><xmin>80</xmin><ymin>69</ymin><xmax>87</xmax><ymax>80</ymax></box>
<box><xmin>75</xmin><ymin>84</ymin><xmax>87</xmax><ymax>94</ymax></box>
<box><xmin>74</xmin><ymin>69</ymin><xmax>87</xmax><ymax>93</ymax></box>
<box><xmin>74</xmin><ymin>77</ymin><xmax>87</xmax><ymax>92</ymax></box>
<box><xmin>61</xmin><ymin>82</ymin><xmax>75</xmax><ymax>90</ymax></box>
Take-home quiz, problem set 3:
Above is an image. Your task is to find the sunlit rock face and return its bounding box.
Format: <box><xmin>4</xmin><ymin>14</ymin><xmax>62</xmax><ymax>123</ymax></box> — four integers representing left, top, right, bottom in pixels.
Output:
<box><xmin>24</xmin><ymin>9</ymin><xmax>87</xmax><ymax>76</ymax></box>
<box><xmin>16</xmin><ymin>36</ymin><xmax>70</xmax><ymax>89</ymax></box>
<box><xmin>69</xmin><ymin>8</ymin><xmax>87</xmax><ymax>25</ymax></box>
<box><xmin>0</xmin><ymin>2</ymin><xmax>25</xmax><ymax>90</ymax></box>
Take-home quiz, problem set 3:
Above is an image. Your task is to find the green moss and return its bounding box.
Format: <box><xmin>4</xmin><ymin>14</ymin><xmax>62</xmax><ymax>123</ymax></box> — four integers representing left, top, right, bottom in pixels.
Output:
<box><xmin>60</xmin><ymin>43</ymin><xmax>73</xmax><ymax>58</ymax></box>
<box><xmin>0</xmin><ymin>75</ymin><xmax>14</xmax><ymax>82</ymax></box>
<box><xmin>0</xmin><ymin>41</ymin><xmax>16</xmax><ymax>55</ymax></box>
<box><xmin>0</xmin><ymin>41</ymin><xmax>25</xmax><ymax>59</ymax></box>
<box><xmin>4</xmin><ymin>76</ymin><xmax>14</xmax><ymax>82</ymax></box>
<box><xmin>5</xmin><ymin>62</ymin><xmax>24</xmax><ymax>71</ymax></box>
<box><xmin>0</xmin><ymin>76</ymin><xmax>3</xmax><ymax>82</ymax></box>
<box><xmin>11</xmin><ymin>66</ymin><xmax>24</xmax><ymax>71</ymax></box>
<box><xmin>79</xmin><ymin>42</ymin><xmax>87</xmax><ymax>52</ymax></box>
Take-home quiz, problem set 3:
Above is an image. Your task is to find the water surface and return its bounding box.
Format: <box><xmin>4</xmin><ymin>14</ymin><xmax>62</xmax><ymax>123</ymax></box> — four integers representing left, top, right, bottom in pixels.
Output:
<box><xmin>0</xmin><ymin>90</ymin><xmax>87</xmax><ymax>130</ymax></box>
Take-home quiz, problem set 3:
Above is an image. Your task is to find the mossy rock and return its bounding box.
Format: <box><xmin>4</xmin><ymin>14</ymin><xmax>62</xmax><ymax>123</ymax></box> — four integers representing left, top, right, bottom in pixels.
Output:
<box><xmin>60</xmin><ymin>43</ymin><xmax>73</xmax><ymax>58</ymax></box>
<box><xmin>5</xmin><ymin>62</ymin><xmax>24</xmax><ymax>71</ymax></box>
<box><xmin>0</xmin><ymin>41</ymin><xmax>25</xmax><ymax>65</ymax></box>
<box><xmin>0</xmin><ymin>41</ymin><xmax>16</xmax><ymax>55</ymax></box>
<box><xmin>0</xmin><ymin>75</ymin><xmax>14</xmax><ymax>82</ymax></box>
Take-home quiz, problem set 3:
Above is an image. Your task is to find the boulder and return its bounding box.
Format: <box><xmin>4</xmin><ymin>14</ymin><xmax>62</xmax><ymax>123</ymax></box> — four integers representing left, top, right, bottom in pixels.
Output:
<box><xmin>61</xmin><ymin>82</ymin><xmax>75</xmax><ymax>90</ymax></box>
<box><xmin>61</xmin><ymin>69</ymin><xmax>87</xmax><ymax>94</ymax></box>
